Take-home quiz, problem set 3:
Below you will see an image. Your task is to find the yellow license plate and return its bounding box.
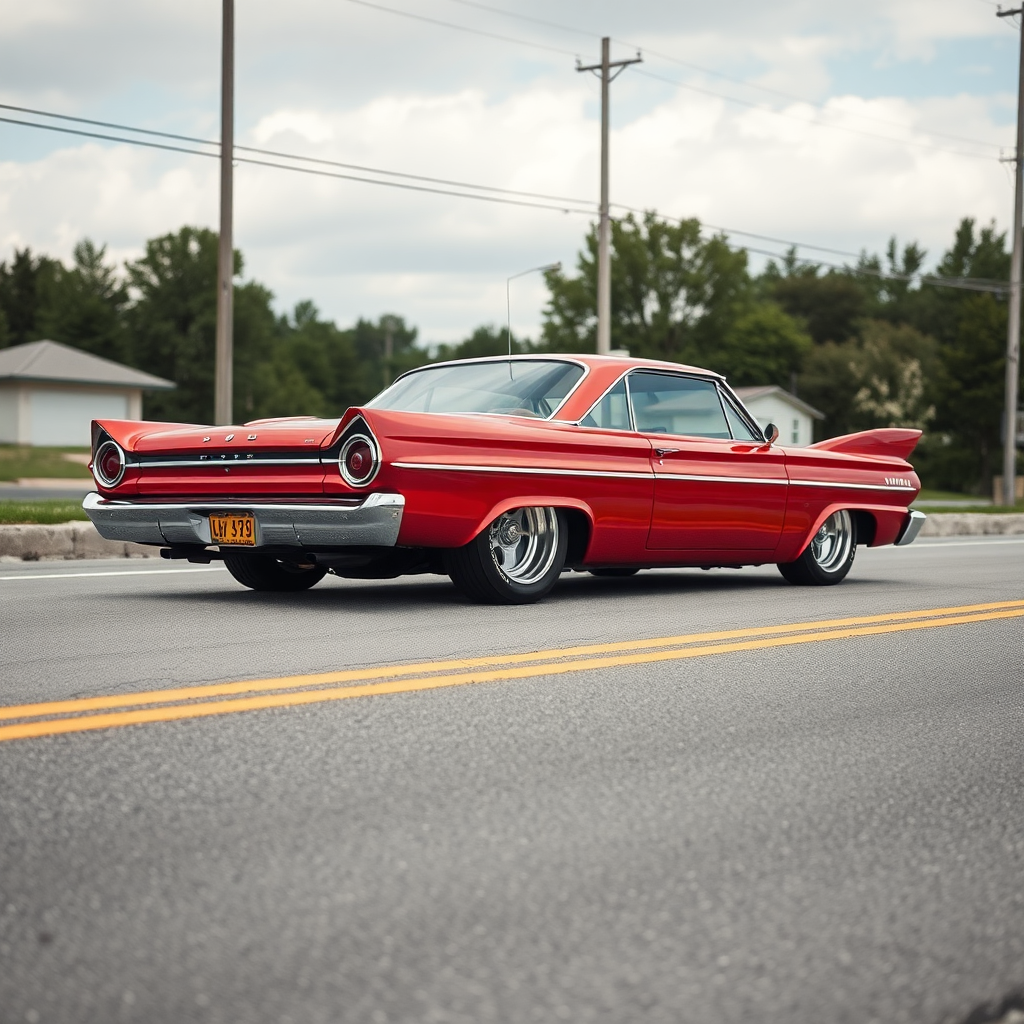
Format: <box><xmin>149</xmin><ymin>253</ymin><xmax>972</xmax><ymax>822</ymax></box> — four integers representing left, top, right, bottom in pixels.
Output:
<box><xmin>209</xmin><ymin>512</ymin><xmax>256</xmax><ymax>546</ymax></box>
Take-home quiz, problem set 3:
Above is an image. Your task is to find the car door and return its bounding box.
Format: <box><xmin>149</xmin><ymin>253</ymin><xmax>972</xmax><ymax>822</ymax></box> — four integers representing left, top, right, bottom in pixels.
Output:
<box><xmin>627</xmin><ymin>371</ymin><xmax>788</xmax><ymax>552</ymax></box>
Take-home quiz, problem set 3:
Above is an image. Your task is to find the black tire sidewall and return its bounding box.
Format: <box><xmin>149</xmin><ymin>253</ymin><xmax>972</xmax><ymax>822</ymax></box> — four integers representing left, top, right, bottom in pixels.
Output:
<box><xmin>448</xmin><ymin>507</ymin><xmax>569</xmax><ymax>604</ymax></box>
<box><xmin>778</xmin><ymin>513</ymin><xmax>857</xmax><ymax>586</ymax></box>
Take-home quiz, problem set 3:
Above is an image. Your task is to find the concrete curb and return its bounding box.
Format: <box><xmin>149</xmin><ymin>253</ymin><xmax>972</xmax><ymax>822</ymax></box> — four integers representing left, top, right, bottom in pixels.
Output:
<box><xmin>0</xmin><ymin>522</ymin><xmax>159</xmax><ymax>562</ymax></box>
<box><xmin>2</xmin><ymin>513</ymin><xmax>1024</xmax><ymax>562</ymax></box>
<box><xmin>918</xmin><ymin>513</ymin><xmax>1024</xmax><ymax>537</ymax></box>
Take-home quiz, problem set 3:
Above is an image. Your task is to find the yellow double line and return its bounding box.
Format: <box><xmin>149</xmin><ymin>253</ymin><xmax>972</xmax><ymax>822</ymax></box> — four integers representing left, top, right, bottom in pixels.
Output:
<box><xmin>2</xmin><ymin>599</ymin><xmax>1022</xmax><ymax>744</ymax></box>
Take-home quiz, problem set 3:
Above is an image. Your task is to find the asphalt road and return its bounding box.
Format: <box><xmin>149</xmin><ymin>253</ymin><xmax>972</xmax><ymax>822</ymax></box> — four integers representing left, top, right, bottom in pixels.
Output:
<box><xmin>1</xmin><ymin>538</ymin><xmax>1023</xmax><ymax>1024</ymax></box>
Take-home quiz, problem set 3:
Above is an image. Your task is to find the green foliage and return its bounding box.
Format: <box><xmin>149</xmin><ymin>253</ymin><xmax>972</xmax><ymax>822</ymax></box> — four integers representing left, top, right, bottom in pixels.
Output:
<box><xmin>0</xmin><ymin>445</ymin><xmax>92</xmax><ymax>482</ymax></box>
<box><xmin>764</xmin><ymin>254</ymin><xmax>869</xmax><ymax>345</ymax></box>
<box><xmin>711</xmin><ymin>303</ymin><xmax>812</xmax><ymax>387</ymax></box>
<box><xmin>433</xmin><ymin>324</ymin><xmax>531</xmax><ymax>362</ymax></box>
<box><xmin>800</xmin><ymin>320</ymin><xmax>938</xmax><ymax>439</ymax></box>
<box><xmin>0</xmin><ymin>500</ymin><xmax>89</xmax><ymax>525</ymax></box>
<box><xmin>541</xmin><ymin>211</ymin><xmax>749</xmax><ymax>362</ymax></box>
<box><xmin>0</xmin><ymin>212</ymin><xmax>1015</xmax><ymax>497</ymax></box>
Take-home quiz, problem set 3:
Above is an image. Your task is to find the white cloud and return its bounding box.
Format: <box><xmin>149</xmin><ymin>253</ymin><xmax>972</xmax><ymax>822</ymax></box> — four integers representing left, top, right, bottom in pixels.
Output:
<box><xmin>0</xmin><ymin>0</ymin><xmax>1015</xmax><ymax>345</ymax></box>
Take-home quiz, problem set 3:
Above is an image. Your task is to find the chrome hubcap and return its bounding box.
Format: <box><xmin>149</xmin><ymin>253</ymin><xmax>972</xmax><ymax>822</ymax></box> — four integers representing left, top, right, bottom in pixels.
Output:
<box><xmin>810</xmin><ymin>510</ymin><xmax>854</xmax><ymax>572</ymax></box>
<box><xmin>489</xmin><ymin>507</ymin><xmax>559</xmax><ymax>585</ymax></box>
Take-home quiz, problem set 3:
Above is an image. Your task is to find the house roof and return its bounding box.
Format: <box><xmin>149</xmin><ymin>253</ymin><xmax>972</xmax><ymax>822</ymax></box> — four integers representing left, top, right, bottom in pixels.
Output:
<box><xmin>734</xmin><ymin>385</ymin><xmax>824</xmax><ymax>420</ymax></box>
<box><xmin>0</xmin><ymin>340</ymin><xmax>175</xmax><ymax>390</ymax></box>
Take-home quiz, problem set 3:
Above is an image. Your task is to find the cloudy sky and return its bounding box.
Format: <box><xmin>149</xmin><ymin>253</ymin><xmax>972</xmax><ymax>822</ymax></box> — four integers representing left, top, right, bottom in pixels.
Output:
<box><xmin>0</xmin><ymin>0</ymin><xmax>1017</xmax><ymax>344</ymax></box>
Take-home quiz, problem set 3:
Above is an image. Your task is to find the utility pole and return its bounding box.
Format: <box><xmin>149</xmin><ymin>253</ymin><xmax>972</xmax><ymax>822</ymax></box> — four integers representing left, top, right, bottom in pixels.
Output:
<box><xmin>999</xmin><ymin>4</ymin><xmax>1024</xmax><ymax>506</ymax></box>
<box><xmin>382</xmin><ymin>316</ymin><xmax>395</xmax><ymax>391</ymax></box>
<box><xmin>214</xmin><ymin>0</ymin><xmax>235</xmax><ymax>425</ymax></box>
<box><xmin>577</xmin><ymin>39</ymin><xmax>641</xmax><ymax>355</ymax></box>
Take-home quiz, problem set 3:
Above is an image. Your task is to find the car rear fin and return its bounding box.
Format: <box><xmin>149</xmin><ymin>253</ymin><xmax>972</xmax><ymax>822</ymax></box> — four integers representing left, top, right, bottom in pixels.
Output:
<box><xmin>808</xmin><ymin>428</ymin><xmax>922</xmax><ymax>461</ymax></box>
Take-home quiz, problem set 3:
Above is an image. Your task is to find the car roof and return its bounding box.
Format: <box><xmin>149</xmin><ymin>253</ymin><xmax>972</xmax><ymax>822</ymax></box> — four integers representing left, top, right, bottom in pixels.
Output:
<box><xmin>419</xmin><ymin>353</ymin><xmax>724</xmax><ymax>380</ymax></box>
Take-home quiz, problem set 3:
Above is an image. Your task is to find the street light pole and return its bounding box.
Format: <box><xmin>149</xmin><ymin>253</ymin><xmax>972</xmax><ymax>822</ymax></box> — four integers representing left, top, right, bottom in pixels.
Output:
<box><xmin>214</xmin><ymin>0</ymin><xmax>235</xmax><ymax>426</ymax></box>
<box><xmin>577</xmin><ymin>39</ymin><xmax>641</xmax><ymax>356</ymax></box>
<box><xmin>506</xmin><ymin>262</ymin><xmax>561</xmax><ymax>369</ymax></box>
<box><xmin>999</xmin><ymin>4</ymin><xmax>1024</xmax><ymax>506</ymax></box>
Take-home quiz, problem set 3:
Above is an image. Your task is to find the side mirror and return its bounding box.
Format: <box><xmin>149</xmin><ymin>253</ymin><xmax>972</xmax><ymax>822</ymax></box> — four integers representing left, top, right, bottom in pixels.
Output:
<box><xmin>763</xmin><ymin>423</ymin><xmax>780</xmax><ymax>445</ymax></box>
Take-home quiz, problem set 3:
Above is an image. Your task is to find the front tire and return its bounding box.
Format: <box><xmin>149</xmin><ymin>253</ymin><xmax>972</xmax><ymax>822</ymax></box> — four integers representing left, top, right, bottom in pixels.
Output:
<box><xmin>223</xmin><ymin>551</ymin><xmax>327</xmax><ymax>592</ymax></box>
<box><xmin>778</xmin><ymin>509</ymin><xmax>856</xmax><ymax>586</ymax></box>
<box><xmin>445</xmin><ymin>507</ymin><xmax>567</xmax><ymax>604</ymax></box>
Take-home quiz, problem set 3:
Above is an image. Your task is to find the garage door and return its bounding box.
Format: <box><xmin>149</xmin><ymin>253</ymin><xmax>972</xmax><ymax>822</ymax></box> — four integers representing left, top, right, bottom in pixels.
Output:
<box><xmin>29</xmin><ymin>390</ymin><xmax>129</xmax><ymax>447</ymax></box>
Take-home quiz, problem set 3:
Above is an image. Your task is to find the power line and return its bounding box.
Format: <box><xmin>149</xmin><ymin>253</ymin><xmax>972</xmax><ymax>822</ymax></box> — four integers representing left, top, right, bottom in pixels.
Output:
<box><xmin>633</xmin><ymin>66</ymin><xmax>1000</xmax><ymax>162</ymax></box>
<box><xmin>0</xmin><ymin>107</ymin><xmax>1006</xmax><ymax>292</ymax></box>
<box><xmin>342</xmin><ymin>0</ymin><xmax>1004</xmax><ymax>162</ymax></box>
<box><xmin>340</xmin><ymin>0</ymin><xmax>578</xmax><ymax>57</ymax></box>
<box><xmin>438</xmin><ymin>0</ymin><xmax>1001</xmax><ymax>153</ymax></box>
<box><xmin>0</xmin><ymin>115</ymin><xmax>594</xmax><ymax>215</ymax></box>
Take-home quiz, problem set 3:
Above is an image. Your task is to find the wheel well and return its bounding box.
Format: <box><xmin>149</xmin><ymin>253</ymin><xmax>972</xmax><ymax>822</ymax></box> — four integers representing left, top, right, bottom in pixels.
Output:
<box><xmin>561</xmin><ymin>508</ymin><xmax>591</xmax><ymax>567</ymax></box>
<box><xmin>853</xmin><ymin>510</ymin><xmax>877</xmax><ymax>546</ymax></box>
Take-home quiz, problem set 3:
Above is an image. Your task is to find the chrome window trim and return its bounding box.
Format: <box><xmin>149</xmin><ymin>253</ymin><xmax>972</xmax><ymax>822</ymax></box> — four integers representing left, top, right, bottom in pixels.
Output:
<box><xmin>716</xmin><ymin>383</ymin><xmax>765</xmax><ymax>442</ymax></box>
<box><xmin>625</xmin><ymin>368</ymin><xmax>733</xmax><ymax>441</ymax></box>
<box><xmin>367</xmin><ymin>356</ymin><xmax>591</xmax><ymax>422</ymax></box>
<box><xmin>574</xmin><ymin>369</ymin><xmax>636</xmax><ymax>432</ymax></box>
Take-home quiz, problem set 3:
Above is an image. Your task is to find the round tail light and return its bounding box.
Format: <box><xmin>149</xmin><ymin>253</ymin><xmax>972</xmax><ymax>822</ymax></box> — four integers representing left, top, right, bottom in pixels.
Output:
<box><xmin>94</xmin><ymin>440</ymin><xmax>126</xmax><ymax>487</ymax></box>
<box><xmin>339</xmin><ymin>434</ymin><xmax>379</xmax><ymax>487</ymax></box>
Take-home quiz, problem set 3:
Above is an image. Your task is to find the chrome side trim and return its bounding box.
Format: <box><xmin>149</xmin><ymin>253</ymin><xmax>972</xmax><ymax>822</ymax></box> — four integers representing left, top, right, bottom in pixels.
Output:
<box><xmin>390</xmin><ymin>461</ymin><xmax>652</xmax><ymax>480</ymax></box>
<box><xmin>139</xmin><ymin>457</ymin><xmax>322</xmax><ymax>468</ymax></box>
<box><xmin>656</xmin><ymin>473</ymin><xmax>788</xmax><ymax>486</ymax></box>
<box><xmin>790</xmin><ymin>479</ymin><xmax>918</xmax><ymax>492</ymax></box>
<box><xmin>82</xmin><ymin>491</ymin><xmax>405</xmax><ymax>548</ymax></box>
<box><xmin>895</xmin><ymin>509</ymin><xmax>927</xmax><ymax>546</ymax></box>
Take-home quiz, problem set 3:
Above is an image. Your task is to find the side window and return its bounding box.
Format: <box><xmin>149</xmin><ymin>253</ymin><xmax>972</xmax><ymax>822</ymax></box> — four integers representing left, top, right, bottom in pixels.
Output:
<box><xmin>628</xmin><ymin>372</ymin><xmax>731</xmax><ymax>438</ymax></box>
<box><xmin>580</xmin><ymin>377</ymin><xmax>631</xmax><ymax>431</ymax></box>
<box><xmin>720</xmin><ymin>390</ymin><xmax>761</xmax><ymax>442</ymax></box>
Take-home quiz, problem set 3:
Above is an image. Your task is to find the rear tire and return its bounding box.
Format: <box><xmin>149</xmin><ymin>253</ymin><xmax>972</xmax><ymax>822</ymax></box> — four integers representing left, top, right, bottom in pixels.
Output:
<box><xmin>223</xmin><ymin>551</ymin><xmax>327</xmax><ymax>592</ymax></box>
<box><xmin>445</xmin><ymin>507</ymin><xmax>567</xmax><ymax>604</ymax></box>
<box><xmin>778</xmin><ymin>509</ymin><xmax>856</xmax><ymax>586</ymax></box>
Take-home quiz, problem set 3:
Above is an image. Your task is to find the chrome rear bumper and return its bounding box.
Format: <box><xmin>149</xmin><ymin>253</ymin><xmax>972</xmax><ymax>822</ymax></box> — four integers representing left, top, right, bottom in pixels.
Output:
<box><xmin>83</xmin><ymin>491</ymin><xmax>404</xmax><ymax>549</ymax></box>
<box><xmin>895</xmin><ymin>509</ymin><xmax>927</xmax><ymax>546</ymax></box>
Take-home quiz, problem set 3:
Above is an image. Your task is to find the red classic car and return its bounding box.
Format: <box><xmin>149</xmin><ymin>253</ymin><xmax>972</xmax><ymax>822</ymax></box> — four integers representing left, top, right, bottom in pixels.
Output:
<box><xmin>83</xmin><ymin>354</ymin><xmax>925</xmax><ymax>603</ymax></box>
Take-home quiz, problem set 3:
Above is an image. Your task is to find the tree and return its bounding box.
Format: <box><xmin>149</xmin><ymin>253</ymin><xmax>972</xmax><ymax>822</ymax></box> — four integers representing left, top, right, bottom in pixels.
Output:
<box><xmin>350</xmin><ymin>314</ymin><xmax>426</xmax><ymax>399</ymax></box>
<box><xmin>35</xmin><ymin>240</ymin><xmax>130</xmax><ymax>363</ymax></box>
<box><xmin>125</xmin><ymin>226</ymin><xmax>277</xmax><ymax>424</ymax></box>
<box><xmin>762</xmin><ymin>252</ymin><xmax>869</xmax><ymax>346</ymax></box>
<box><xmin>0</xmin><ymin>248</ymin><xmax>62</xmax><ymax>348</ymax></box>
<box><xmin>541</xmin><ymin>211</ymin><xmax>749</xmax><ymax>362</ymax></box>
<box><xmin>799</xmin><ymin>320</ymin><xmax>937</xmax><ymax>441</ymax></box>
<box><xmin>433</xmin><ymin>324</ymin><xmax>531</xmax><ymax>362</ymax></box>
<box><xmin>710</xmin><ymin>303</ymin><xmax>811</xmax><ymax>388</ymax></box>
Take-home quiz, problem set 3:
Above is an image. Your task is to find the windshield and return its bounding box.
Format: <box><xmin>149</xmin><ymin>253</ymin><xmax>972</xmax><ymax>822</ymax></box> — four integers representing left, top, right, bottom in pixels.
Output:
<box><xmin>368</xmin><ymin>360</ymin><xmax>585</xmax><ymax>419</ymax></box>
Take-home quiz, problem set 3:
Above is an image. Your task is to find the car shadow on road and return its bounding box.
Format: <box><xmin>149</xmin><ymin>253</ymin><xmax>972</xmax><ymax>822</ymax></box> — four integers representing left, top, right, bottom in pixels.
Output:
<box><xmin>128</xmin><ymin>565</ymin><xmax>822</xmax><ymax>614</ymax></box>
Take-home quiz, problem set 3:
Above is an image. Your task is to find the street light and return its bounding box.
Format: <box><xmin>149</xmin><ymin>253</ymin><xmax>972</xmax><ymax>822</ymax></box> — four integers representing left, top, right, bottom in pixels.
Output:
<box><xmin>506</xmin><ymin>263</ymin><xmax>561</xmax><ymax>367</ymax></box>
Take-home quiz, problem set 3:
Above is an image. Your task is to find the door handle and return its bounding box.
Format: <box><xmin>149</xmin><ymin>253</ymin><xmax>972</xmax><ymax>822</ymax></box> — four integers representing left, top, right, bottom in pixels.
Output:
<box><xmin>654</xmin><ymin>448</ymin><xmax>680</xmax><ymax>458</ymax></box>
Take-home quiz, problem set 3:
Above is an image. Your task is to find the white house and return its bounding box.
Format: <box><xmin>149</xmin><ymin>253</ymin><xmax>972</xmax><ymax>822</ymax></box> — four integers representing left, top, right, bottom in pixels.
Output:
<box><xmin>0</xmin><ymin>340</ymin><xmax>175</xmax><ymax>447</ymax></box>
<box><xmin>734</xmin><ymin>385</ymin><xmax>824</xmax><ymax>447</ymax></box>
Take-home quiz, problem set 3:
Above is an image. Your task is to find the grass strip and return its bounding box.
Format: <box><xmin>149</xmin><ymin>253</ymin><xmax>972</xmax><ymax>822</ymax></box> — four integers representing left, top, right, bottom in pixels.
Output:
<box><xmin>0</xmin><ymin>500</ymin><xmax>89</xmax><ymax>525</ymax></box>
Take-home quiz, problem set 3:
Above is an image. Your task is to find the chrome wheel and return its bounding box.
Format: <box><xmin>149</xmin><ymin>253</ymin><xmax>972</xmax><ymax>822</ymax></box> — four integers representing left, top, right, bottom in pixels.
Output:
<box><xmin>488</xmin><ymin>507</ymin><xmax>560</xmax><ymax>585</ymax></box>
<box><xmin>809</xmin><ymin>510</ymin><xmax>854</xmax><ymax>573</ymax></box>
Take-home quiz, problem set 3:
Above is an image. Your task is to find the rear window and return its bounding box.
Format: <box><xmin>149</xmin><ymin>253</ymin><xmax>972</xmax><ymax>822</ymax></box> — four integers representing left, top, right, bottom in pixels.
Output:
<box><xmin>369</xmin><ymin>360</ymin><xmax>585</xmax><ymax>419</ymax></box>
